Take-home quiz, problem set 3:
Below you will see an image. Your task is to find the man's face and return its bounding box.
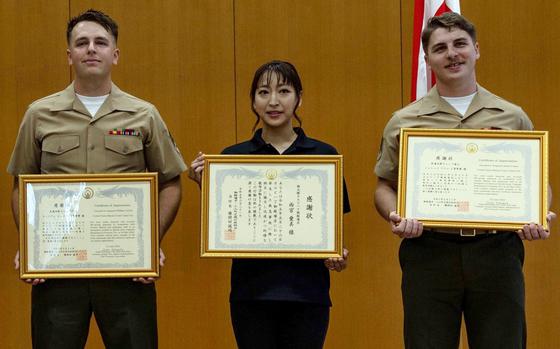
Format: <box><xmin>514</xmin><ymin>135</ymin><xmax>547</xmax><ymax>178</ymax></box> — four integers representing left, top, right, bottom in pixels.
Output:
<box><xmin>67</xmin><ymin>21</ymin><xmax>119</xmax><ymax>80</ymax></box>
<box><xmin>425</xmin><ymin>27</ymin><xmax>479</xmax><ymax>88</ymax></box>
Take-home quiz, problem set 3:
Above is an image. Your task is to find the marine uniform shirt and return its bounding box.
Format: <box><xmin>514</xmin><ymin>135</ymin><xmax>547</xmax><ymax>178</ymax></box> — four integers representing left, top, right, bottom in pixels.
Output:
<box><xmin>223</xmin><ymin>128</ymin><xmax>350</xmax><ymax>306</ymax></box>
<box><xmin>7</xmin><ymin>83</ymin><xmax>186</xmax><ymax>183</ymax></box>
<box><xmin>375</xmin><ymin>85</ymin><xmax>534</xmax><ymax>182</ymax></box>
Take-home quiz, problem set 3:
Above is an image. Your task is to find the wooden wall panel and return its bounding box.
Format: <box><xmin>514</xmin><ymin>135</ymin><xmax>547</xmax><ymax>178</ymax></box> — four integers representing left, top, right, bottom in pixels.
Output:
<box><xmin>234</xmin><ymin>1</ymin><xmax>404</xmax><ymax>347</ymax></box>
<box><xmin>0</xmin><ymin>1</ymin><xmax>70</xmax><ymax>348</ymax></box>
<box><xmin>401</xmin><ymin>1</ymin><xmax>560</xmax><ymax>348</ymax></box>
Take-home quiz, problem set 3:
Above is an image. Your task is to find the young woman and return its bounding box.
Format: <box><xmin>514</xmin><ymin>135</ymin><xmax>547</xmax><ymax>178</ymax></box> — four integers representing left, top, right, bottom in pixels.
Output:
<box><xmin>188</xmin><ymin>60</ymin><xmax>350</xmax><ymax>349</ymax></box>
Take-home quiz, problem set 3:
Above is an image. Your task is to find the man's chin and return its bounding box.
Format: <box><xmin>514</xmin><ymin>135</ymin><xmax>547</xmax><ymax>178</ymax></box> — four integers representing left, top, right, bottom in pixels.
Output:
<box><xmin>76</xmin><ymin>70</ymin><xmax>109</xmax><ymax>78</ymax></box>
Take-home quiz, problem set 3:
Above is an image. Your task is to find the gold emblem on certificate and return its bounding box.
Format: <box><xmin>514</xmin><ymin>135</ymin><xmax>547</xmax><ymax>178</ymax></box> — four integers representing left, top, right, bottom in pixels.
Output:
<box><xmin>397</xmin><ymin>128</ymin><xmax>548</xmax><ymax>231</ymax></box>
<box><xmin>200</xmin><ymin>155</ymin><xmax>344</xmax><ymax>258</ymax></box>
<box><xmin>265</xmin><ymin>169</ymin><xmax>278</xmax><ymax>180</ymax></box>
<box><xmin>466</xmin><ymin>143</ymin><xmax>478</xmax><ymax>154</ymax></box>
<box><xmin>82</xmin><ymin>186</ymin><xmax>95</xmax><ymax>199</ymax></box>
<box><xmin>19</xmin><ymin>173</ymin><xmax>159</xmax><ymax>279</ymax></box>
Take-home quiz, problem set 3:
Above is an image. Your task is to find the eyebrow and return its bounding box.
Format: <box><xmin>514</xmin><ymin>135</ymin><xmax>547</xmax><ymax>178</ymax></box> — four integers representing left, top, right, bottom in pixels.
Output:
<box><xmin>430</xmin><ymin>37</ymin><xmax>469</xmax><ymax>50</ymax></box>
<box><xmin>453</xmin><ymin>36</ymin><xmax>469</xmax><ymax>42</ymax></box>
<box><xmin>430</xmin><ymin>43</ymin><xmax>447</xmax><ymax>51</ymax></box>
<box><xmin>257</xmin><ymin>84</ymin><xmax>292</xmax><ymax>90</ymax></box>
<box><xmin>74</xmin><ymin>36</ymin><xmax>110</xmax><ymax>42</ymax></box>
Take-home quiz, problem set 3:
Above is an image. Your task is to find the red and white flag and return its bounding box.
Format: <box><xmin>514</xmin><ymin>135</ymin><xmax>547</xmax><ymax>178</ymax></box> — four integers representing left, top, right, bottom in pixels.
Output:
<box><xmin>411</xmin><ymin>0</ymin><xmax>461</xmax><ymax>101</ymax></box>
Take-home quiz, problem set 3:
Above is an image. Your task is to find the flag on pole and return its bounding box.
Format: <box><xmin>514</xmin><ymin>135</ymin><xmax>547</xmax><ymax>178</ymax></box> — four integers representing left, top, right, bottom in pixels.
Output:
<box><xmin>411</xmin><ymin>0</ymin><xmax>461</xmax><ymax>101</ymax></box>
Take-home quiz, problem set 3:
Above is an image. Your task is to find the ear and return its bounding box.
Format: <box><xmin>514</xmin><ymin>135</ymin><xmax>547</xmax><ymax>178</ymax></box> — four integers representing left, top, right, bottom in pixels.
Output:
<box><xmin>297</xmin><ymin>92</ymin><xmax>303</xmax><ymax>108</ymax></box>
<box><xmin>67</xmin><ymin>48</ymin><xmax>72</xmax><ymax>66</ymax></box>
<box><xmin>474</xmin><ymin>42</ymin><xmax>480</xmax><ymax>60</ymax></box>
<box><xmin>113</xmin><ymin>48</ymin><xmax>120</xmax><ymax>65</ymax></box>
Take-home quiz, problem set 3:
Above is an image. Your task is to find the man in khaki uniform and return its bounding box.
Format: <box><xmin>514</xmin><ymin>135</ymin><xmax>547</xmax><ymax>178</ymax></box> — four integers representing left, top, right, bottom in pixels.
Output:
<box><xmin>8</xmin><ymin>9</ymin><xmax>186</xmax><ymax>349</ymax></box>
<box><xmin>374</xmin><ymin>12</ymin><xmax>554</xmax><ymax>349</ymax></box>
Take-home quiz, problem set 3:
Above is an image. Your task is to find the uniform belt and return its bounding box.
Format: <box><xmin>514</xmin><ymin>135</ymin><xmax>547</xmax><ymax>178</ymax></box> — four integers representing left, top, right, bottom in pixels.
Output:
<box><xmin>424</xmin><ymin>228</ymin><xmax>498</xmax><ymax>237</ymax></box>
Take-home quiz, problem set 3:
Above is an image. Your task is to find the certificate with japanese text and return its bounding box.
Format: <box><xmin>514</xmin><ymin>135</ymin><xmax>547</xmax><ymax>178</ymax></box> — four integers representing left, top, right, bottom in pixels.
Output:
<box><xmin>19</xmin><ymin>173</ymin><xmax>159</xmax><ymax>279</ymax></box>
<box><xmin>397</xmin><ymin>128</ymin><xmax>548</xmax><ymax>230</ymax></box>
<box><xmin>201</xmin><ymin>155</ymin><xmax>344</xmax><ymax>258</ymax></box>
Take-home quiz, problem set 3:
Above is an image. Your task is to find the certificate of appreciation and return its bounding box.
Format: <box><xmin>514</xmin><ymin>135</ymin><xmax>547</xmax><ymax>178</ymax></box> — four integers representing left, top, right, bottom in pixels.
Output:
<box><xmin>398</xmin><ymin>129</ymin><xmax>548</xmax><ymax>231</ymax></box>
<box><xmin>19</xmin><ymin>173</ymin><xmax>159</xmax><ymax>279</ymax></box>
<box><xmin>201</xmin><ymin>155</ymin><xmax>344</xmax><ymax>258</ymax></box>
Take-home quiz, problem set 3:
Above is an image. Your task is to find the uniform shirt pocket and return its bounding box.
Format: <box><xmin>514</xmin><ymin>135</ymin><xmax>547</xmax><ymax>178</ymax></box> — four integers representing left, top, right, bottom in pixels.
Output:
<box><xmin>41</xmin><ymin>135</ymin><xmax>81</xmax><ymax>173</ymax></box>
<box><xmin>104</xmin><ymin>135</ymin><xmax>145</xmax><ymax>171</ymax></box>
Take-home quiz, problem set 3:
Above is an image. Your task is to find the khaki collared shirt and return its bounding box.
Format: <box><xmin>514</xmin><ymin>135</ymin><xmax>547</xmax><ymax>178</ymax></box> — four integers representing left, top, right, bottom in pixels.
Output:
<box><xmin>375</xmin><ymin>85</ymin><xmax>533</xmax><ymax>181</ymax></box>
<box><xmin>8</xmin><ymin>83</ymin><xmax>186</xmax><ymax>183</ymax></box>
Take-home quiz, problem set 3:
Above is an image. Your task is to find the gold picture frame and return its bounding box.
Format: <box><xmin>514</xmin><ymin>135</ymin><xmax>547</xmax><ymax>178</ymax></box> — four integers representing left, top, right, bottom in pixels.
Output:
<box><xmin>397</xmin><ymin>128</ymin><xmax>548</xmax><ymax>231</ymax></box>
<box><xmin>19</xmin><ymin>173</ymin><xmax>159</xmax><ymax>279</ymax></box>
<box><xmin>201</xmin><ymin>155</ymin><xmax>344</xmax><ymax>258</ymax></box>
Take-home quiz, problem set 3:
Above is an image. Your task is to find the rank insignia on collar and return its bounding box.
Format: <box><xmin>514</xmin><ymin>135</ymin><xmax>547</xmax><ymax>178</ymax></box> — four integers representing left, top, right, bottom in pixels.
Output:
<box><xmin>108</xmin><ymin>128</ymin><xmax>141</xmax><ymax>136</ymax></box>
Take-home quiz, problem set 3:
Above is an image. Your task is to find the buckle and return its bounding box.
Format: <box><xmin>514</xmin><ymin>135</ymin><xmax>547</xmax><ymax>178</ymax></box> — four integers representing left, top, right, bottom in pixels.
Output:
<box><xmin>460</xmin><ymin>228</ymin><xmax>477</xmax><ymax>237</ymax></box>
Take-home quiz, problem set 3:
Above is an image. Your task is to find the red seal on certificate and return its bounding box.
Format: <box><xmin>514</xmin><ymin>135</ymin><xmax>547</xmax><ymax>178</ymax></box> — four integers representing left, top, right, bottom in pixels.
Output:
<box><xmin>76</xmin><ymin>250</ymin><xmax>88</xmax><ymax>261</ymax></box>
<box><xmin>224</xmin><ymin>229</ymin><xmax>236</xmax><ymax>241</ymax></box>
<box><xmin>457</xmin><ymin>201</ymin><xmax>470</xmax><ymax>212</ymax></box>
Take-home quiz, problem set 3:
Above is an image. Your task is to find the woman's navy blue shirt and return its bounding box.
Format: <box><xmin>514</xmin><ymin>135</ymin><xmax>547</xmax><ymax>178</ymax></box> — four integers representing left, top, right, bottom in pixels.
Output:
<box><xmin>222</xmin><ymin>128</ymin><xmax>351</xmax><ymax>306</ymax></box>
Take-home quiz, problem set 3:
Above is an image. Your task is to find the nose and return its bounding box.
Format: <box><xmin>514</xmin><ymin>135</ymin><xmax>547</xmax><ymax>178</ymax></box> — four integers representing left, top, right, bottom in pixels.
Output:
<box><xmin>447</xmin><ymin>46</ymin><xmax>458</xmax><ymax>58</ymax></box>
<box><xmin>87</xmin><ymin>41</ymin><xmax>96</xmax><ymax>53</ymax></box>
<box><xmin>268</xmin><ymin>92</ymin><xmax>279</xmax><ymax>105</ymax></box>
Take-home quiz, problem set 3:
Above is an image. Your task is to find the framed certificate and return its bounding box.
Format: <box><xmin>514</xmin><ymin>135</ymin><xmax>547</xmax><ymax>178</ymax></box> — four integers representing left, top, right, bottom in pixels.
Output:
<box><xmin>201</xmin><ymin>155</ymin><xmax>344</xmax><ymax>258</ymax></box>
<box><xmin>397</xmin><ymin>128</ymin><xmax>548</xmax><ymax>231</ymax></box>
<box><xmin>19</xmin><ymin>173</ymin><xmax>159</xmax><ymax>279</ymax></box>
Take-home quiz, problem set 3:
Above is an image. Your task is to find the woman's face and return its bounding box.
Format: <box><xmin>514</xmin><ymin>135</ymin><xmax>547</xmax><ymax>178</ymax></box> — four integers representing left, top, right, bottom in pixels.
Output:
<box><xmin>253</xmin><ymin>72</ymin><xmax>301</xmax><ymax>129</ymax></box>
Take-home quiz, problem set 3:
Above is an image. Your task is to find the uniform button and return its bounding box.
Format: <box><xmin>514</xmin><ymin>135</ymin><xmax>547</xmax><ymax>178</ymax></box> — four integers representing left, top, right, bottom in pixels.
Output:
<box><xmin>123</xmin><ymin>146</ymin><xmax>129</xmax><ymax>153</ymax></box>
<box><xmin>88</xmin><ymin>144</ymin><xmax>94</xmax><ymax>150</ymax></box>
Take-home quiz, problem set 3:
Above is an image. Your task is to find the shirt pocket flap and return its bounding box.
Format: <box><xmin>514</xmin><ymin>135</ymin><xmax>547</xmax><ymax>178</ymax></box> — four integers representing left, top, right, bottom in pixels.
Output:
<box><xmin>42</xmin><ymin>135</ymin><xmax>80</xmax><ymax>155</ymax></box>
<box><xmin>104</xmin><ymin>135</ymin><xmax>143</xmax><ymax>155</ymax></box>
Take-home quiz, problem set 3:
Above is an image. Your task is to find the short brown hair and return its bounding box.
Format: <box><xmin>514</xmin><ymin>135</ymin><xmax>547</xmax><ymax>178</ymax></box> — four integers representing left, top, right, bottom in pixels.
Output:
<box><xmin>67</xmin><ymin>9</ymin><xmax>118</xmax><ymax>44</ymax></box>
<box><xmin>421</xmin><ymin>12</ymin><xmax>476</xmax><ymax>52</ymax></box>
